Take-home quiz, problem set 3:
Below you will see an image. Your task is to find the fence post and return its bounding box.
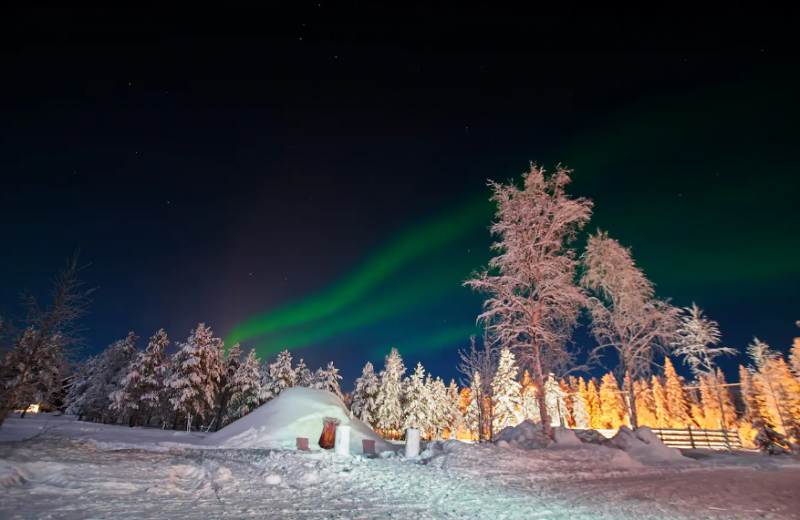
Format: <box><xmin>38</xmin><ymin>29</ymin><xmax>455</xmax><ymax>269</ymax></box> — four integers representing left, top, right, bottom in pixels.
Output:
<box><xmin>688</xmin><ymin>425</ymin><xmax>696</xmax><ymax>449</ymax></box>
<box><xmin>721</xmin><ymin>428</ymin><xmax>732</xmax><ymax>451</ymax></box>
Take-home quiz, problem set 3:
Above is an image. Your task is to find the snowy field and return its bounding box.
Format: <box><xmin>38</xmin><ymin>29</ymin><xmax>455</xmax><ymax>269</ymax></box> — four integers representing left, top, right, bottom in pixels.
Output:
<box><xmin>2</xmin><ymin>414</ymin><xmax>800</xmax><ymax>520</ymax></box>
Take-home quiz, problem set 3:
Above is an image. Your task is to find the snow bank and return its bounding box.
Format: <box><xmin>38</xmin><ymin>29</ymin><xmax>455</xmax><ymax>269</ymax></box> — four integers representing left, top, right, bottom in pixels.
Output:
<box><xmin>206</xmin><ymin>387</ymin><xmax>392</xmax><ymax>454</ymax></box>
<box><xmin>610</xmin><ymin>426</ymin><xmax>685</xmax><ymax>462</ymax></box>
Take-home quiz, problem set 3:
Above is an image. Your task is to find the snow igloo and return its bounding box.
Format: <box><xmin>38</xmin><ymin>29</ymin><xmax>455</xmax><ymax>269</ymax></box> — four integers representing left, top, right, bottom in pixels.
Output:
<box><xmin>206</xmin><ymin>387</ymin><xmax>391</xmax><ymax>454</ymax></box>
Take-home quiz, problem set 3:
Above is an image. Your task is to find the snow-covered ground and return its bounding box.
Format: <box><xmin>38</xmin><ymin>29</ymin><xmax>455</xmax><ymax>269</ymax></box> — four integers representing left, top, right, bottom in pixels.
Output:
<box><xmin>2</xmin><ymin>413</ymin><xmax>800</xmax><ymax>519</ymax></box>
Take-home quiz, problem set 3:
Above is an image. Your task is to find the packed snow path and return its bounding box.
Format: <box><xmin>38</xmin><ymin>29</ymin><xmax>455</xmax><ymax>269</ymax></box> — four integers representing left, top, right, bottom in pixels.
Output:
<box><xmin>1</xmin><ymin>417</ymin><xmax>799</xmax><ymax>519</ymax></box>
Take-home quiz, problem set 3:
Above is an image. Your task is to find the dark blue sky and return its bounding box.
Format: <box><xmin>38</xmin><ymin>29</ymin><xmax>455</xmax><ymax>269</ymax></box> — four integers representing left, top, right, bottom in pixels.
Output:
<box><xmin>1</xmin><ymin>8</ymin><xmax>798</xmax><ymax>388</ymax></box>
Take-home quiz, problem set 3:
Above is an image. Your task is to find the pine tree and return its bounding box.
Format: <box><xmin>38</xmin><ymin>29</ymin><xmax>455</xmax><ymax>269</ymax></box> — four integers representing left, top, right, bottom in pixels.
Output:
<box><xmin>7</xmin><ymin>329</ymin><xmax>71</xmax><ymax>416</ymax></box>
<box><xmin>739</xmin><ymin>365</ymin><xmax>768</xmax><ymax>429</ymax></box>
<box><xmin>165</xmin><ymin>324</ymin><xmax>224</xmax><ymax>428</ymax></box>
<box><xmin>790</xmin><ymin>335</ymin><xmax>800</xmax><ymax>382</ymax></box>
<box><xmin>214</xmin><ymin>343</ymin><xmax>241</xmax><ymax>431</ymax></box>
<box><xmin>664</xmin><ymin>358</ymin><xmax>690</xmax><ymax>427</ymax></box>
<box><xmin>224</xmin><ymin>349</ymin><xmax>261</xmax><ymax>424</ymax></box>
<box><xmin>351</xmin><ymin>361</ymin><xmax>380</xmax><ymax>428</ymax></box>
<box><xmin>599</xmin><ymin>373</ymin><xmax>625</xmax><ymax>430</ymax></box>
<box><xmin>634</xmin><ymin>379</ymin><xmax>657</xmax><ymax>427</ymax></box>
<box><xmin>465</xmin><ymin>165</ymin><xmax>592</xmax><ymax>440</ymax></box>
<box><xmin>585</xmin><ymin>378</ymin><xmax>602</xmax><ymax>429</ymax></box>
<box><xmin>571</xmin><ymin>377</ymin><xmax>591</xmax><ymax>428</ymax></box>
<box><xmin>294</xmin><ymin>358</ymin><xmax>313</xmax><ymax>387</ymax></box>
<box><xmin>748</xmin><ymin>338</ymin><xmax>790</xmax><ymax>435</ymax></box>
<box><xmin>403</xmin><ymin>362</ymin><xmax>430</xmax><ymax>432</ymax></box>
<box><xmin>686</xmin><ymin>386</ymin><xmax>704</xmax><ymax>428</ymax></box>
<box><xmin>375</xmin><ymin>348</ymin><xmax>406</xmax><ymax>432</ymax></box>
<box><xmin>114</xmin><ymin>329</ymin><xmax>168</xmax><ymax>426</ymax></box>
<box><xmin>491</xmin><ymin>348</ymin><xmax>521</xmax><ymax>434</ymax></box>
<box><xmin>313</xmin><ymin>361</ymin><xmax>343</xmax><ymax>399</ymax></box>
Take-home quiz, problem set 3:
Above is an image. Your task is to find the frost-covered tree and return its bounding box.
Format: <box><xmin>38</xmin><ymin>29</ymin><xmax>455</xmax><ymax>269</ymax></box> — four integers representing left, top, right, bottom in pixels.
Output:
<box><xmin>294</xmin><ymin>358</ymin><xmax>313</xmax><ymax>387</ymax></box>
<box><xmin>581</xmin><ymin>231</ymin><xmax>681</xmax><ymax>429</ymax></box>
<box><xmin>519</xmin><ymin>371</ymin><xmax>539</xmax><ymax>423</ymax></box>
<box><xmin>5</xmin><ymin>329</ymin><xmax>70</xmax><ymax>417</ymax></box>
<box><xmin>491</xmin><ymin>348</ymin><xmax>521</xmax><ymax>434</ymax></box>
<box><xmin>0</xmin><ymin>254</ymin><xmax>94</xmax><ymax>429</ymax></box>
<box><xmin>165</xmin><ymin>324</ymin><xmax>224</xmax><ymax>429</ymax></box>
<box><xmin>64</xmin><ymin>354</ymin><xmax>98</xmax><ymax>418</ymax></box>
<box><xmin>403</xmin><ymin>362</ymin><xmax>430</xmax><ymax>432</ymax></box>
<box><xmin>699</xmin><ymin>370</ymin><xmax>735</xmax><ymax>429</ymax></box>
<box><xmin>113</xmin><ymin>329</ymin><xmax>168</xmax><ymax>426</ymax></box>
<box><xmin>458</xmin><ymin>335</ymin><xmax>497</xmax><ymax>441</ymax></box>
<box><xmin>599</xmin><ymin>373</ymin><xmax>626</xmax><ymax>430</ymax></box>
<box><xmin>571</xmin><ymin>377</ymin><xmax>591</xmax><ymax>429</ymax></box>
<box><xmin>376</xmin><ymin>348</ymin><xmax>406</xmax><ymax>431</ymax></box>
<box><xmin>465</xmin><ymin>164</ymin><xmax>592</xmax><ymax>439</ymax></box>
<box><xmin>224</xmin><ymin>349</ymin><xmax>261</xmax><ymax>424</ymax></box>
<box><xmin>351</xmin><ymin>361</ymin><xmax>380</xmax><ymax>427</ymax></box>
<box><xmin>312</xmin><ymin>361</ymin><xmax>343</xmax><ymax>399</ymax></box>
<box><xmin>466</xmin><ymin>372</ymin><xmax>486</xmax><ymax>437</ymax></box>
<box><xmin>674</xmin><ymin>303</ymin><xmax>735</xmax><ymax>431</ymax></box>
<box><xmin>663</xmin><ymin>358</ymin><xmax>690</xmax><ymax>427</ymax></box>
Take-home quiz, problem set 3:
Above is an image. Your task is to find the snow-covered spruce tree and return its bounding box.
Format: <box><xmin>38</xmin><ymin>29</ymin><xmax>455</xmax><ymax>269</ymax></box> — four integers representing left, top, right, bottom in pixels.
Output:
<box><xmin>651</xmin><ymin>376</ymin><xmax>668</xmax><ymax>426</ymax></box>
<box><xmin>64</xmin><ymin>354</ymin><xmax>98</xmax><ymax>418</ymax></box>
<box><xmin>351</xmin><ymin>361</ymin><xmax>380</xmax><ymax>428</ymax></box>
<box><xmin>599</xmin><ymin>373</ymin><xmax>626</xmax><ymax>430</ymax></box>
<box><xmin>663</xmin><ymin>358</ymin><xmax>690</xmax><ymax>428</ymax></box>
<box><xmin>376</xmin><ymin>348</ymin><xmax>406</xmax><ymax>432</ymax></box>
<box><xmin>585</xmin><ymin>379</ymin><xmax>601</xmax><ymax>429</ymax></box>
<box><xmin>466</xmin><ymin>372</ymin><xmax>485</xmax><ymax>438</ymax></box>
<box><xmin>738</xmin><ymin>364</ymin><xmax>769</xmax><ymax>444</ymax></box>
<box><xmin>403</xmin><ymin>362</ymin><xmax>430</xmax><ymax>433</ymax></box>
<box><xmin>465</xmin><ymin>165</ymin><xmax>592</xmax><ymax>440</ymax></box>
<box><xmin>213</xmin><ymin>343</ymin><xmax>241</xmax><ymax>431</ymax></box>
<box><xmin>262</xmin><ymin>350</ymin><xmax>296</xmax><ymax>402</ymax></box>
<box><xmin>698</xmin><ymin>370</ymin><xmax>735</xmax><ymax>429</ymax></box>
<box><xmin>674</xmin><ymin>303</ymin><xmax>735</xmax><ymax>431</ymax></box>
<box><xmin>0</xmin><ymin>254</ymin><xmax>94</xmax><ymax>429</ymax></box>
<box><xmin>312</xmin><ymin>361</ymin><xmax>343</xmax><ymax>399</ymax></box>
<box><xmin>98</xmin><ymin>332</ymin><xmax>139</xmax><ymax>423</ymax></box>
<box><xmin>633</xmin><ymin>379</ymin><xmax>657</xmax><ymax>427</ymax></box>
<box><xmin>445</xmin><ymin>379</ymin><xmax>463</xmax><ymax>437</ymax></box>
<box><xmin>224</xmin><ymin>349</ymin><xmax>261</xmax><ymax>425</ymax></box>
<box><xmin>544</xmin><ymin>374</ymin><xmax>568</xmax><ymax>427</ymax></box>
<box><xmin>571</xmin><ymin>377</ymin><xmax>591</xmax><ymax>429</ymax></box>
<box><xmin>165</xmin><ymin>324</ymin><xmax>224</xmax><ymax>430</ymax></box>
<box><xmin>113</xmin><ymin>329</ymin><xmax>168</xmax><ymax>426</ymax></box>
<box><xmin>294</xmin><ymin>358</ymin><xmax>313</xmax><ymax>387</ymax></box>
<box><xmin>428</xmin><ymin>376</ymin><xmax>449</xmax><ymax>440</ymax></box>
<box><xmin>492</xmin><ymin>348</ymin><xmax>522</xmax><ymax>434</ymax></box>
<box><xmin>581</xmin><ymin>231</ymin><xmax>681</xmax><ymax>429</ymax></box>
<box><xmin>748</xmin><ymin>339</ymin><xmax>800</xmax><ymax>439</ymax></box>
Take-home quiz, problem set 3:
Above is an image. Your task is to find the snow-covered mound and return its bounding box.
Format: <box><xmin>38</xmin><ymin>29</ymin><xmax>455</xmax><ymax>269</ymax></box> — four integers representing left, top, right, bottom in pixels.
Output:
<box><xmin>206</xmin><ymin>387</ymin><xmax>391</xmax><ymax>454</ymax></box>
<box><xmin>495</xmin><ymin>420</ymin><xmax>550</xmax><ymax>449</ymax></box>
<box><xmin>610</xmin><ymin>426</ymin><xmax>685</xmax><ymax>462</ymax></box>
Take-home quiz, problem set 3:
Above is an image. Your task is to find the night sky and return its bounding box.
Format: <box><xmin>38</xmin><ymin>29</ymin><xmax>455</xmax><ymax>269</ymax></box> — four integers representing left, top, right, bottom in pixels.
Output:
<box><xmin>2</xmin><ymin>7</ymin><xmax>798</xmax><ymax>388</ymax></box>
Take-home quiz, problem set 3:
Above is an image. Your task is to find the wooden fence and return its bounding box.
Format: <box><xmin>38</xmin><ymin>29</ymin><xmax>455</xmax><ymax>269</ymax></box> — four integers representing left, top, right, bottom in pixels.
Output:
<box><xmin>651</xmin><ymin>427</ymin><xmax>742</xmax><ymax>450</ymax></box>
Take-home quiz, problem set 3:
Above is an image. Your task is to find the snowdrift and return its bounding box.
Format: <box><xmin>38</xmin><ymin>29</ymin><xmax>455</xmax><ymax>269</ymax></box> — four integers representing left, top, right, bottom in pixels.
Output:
<box><xmin>609</xmin><ymin>426</ymin><xmax>685</xmax><ymax>462</ymax></box>
<box><xmin>206</xmin><ymin>387</ymin><xmax>392</xmax><ymax>454</ymax></box>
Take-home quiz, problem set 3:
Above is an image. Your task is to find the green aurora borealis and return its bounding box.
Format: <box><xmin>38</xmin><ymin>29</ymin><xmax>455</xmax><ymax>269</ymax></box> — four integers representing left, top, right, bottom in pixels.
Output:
<box><xmin>228</xmin><ymin>74</ymin><xmax>800</xmax><ymax>366</ymax></box>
